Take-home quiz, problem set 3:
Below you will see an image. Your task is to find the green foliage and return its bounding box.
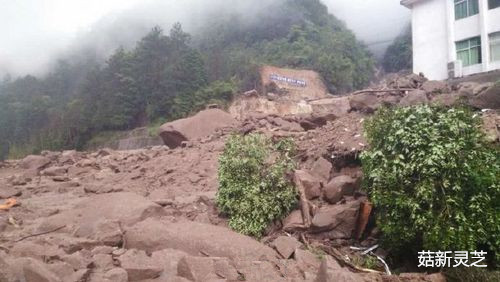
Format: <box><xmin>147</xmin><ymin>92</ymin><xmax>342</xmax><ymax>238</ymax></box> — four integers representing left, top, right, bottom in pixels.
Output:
<box><xmin>361</xmin><ymin>105</ymin><xmax>500</xmax><ymax>265</ymax></box>
<box><xmin>217</xmin><ymin>134</ymin><xmax>298</xmax><ymax>237</ymax></box>
<box><xmin>0</xmin><ymin>1</ymin><xmax>375</xmax><ymax>157</ymax></box>
<box><xmin>197</xmin><ymin>0</ymin><xmax>374</xmax><ymax>93</ymax></box>
<box><xmin>383</xmin><ymin>25</ymin><xmax>412</xmax><ymax>73</ymax></box>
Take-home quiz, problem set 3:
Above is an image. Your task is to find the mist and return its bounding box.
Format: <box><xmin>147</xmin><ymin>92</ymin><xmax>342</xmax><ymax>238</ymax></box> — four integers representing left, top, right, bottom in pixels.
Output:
<box><xmin>0</xmin><ymin>0</ymin><xmax>410</xmax><ymax>78</ymax></box>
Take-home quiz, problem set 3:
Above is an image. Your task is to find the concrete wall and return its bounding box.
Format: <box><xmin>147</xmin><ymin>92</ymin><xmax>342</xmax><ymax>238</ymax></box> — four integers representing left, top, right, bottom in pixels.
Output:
<box><xmin>411</xmin><ymin>0</ymin><xmax>449</xmax><ymax>80</ymax></box>
<box><xmin>409</xmin><ymin>0</ymin><xmax>500</xmax><ymax>80</ymax></box>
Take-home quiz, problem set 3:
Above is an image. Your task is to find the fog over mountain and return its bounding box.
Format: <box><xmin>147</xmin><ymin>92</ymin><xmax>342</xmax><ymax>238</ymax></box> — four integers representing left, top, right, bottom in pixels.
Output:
<box><xmin>0</xmin><ymin>0</ymin><xmax>410</xmax><ymax>77</ymax></box>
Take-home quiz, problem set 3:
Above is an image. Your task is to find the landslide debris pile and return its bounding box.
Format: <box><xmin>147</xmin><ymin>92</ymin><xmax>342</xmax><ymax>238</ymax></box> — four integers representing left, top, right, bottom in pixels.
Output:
<box><xmin>0</xmin><ymin>73</ymin><xmax>498</xmax><ymax>282</ymax></box>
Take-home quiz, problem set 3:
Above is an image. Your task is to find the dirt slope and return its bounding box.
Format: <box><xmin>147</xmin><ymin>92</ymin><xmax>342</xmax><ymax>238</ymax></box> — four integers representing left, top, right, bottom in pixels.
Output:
<box><xmin>1</xmin><ymin>73</ymin><xmax>497</xmax><ymax>282</ymax></box>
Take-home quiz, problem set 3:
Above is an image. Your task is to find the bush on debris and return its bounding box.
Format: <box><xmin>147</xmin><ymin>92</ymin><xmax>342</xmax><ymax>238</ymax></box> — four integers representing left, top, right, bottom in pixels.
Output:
<box><xmin>217</xmin><ymin>133</ymin><xmax>298</xmax><ymax>237</ymax></box>
<box><xmin>361</xmin><ymin>105</ymin><xmax>500</xmax><ymax>265</ymax></box>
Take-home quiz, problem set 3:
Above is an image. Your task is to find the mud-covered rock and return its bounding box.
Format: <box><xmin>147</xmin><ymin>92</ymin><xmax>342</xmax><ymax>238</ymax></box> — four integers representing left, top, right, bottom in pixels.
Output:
<box><xmin>124</xmin><ymin>218</ymin><xmax>278</xmax><ymax>261</ymax></box>
<box><xmin>294</xmin><ymin>170</ymin><xmax>322</xmax><ymax>200</ymax></box>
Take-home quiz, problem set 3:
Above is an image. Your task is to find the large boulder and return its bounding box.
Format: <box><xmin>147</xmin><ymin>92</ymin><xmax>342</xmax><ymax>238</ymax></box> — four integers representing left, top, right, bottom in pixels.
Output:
<box><xmin>311</xmin><ymin>201</ymin><xmax>360</xmax><ymax>238</ymax></box>
<box><xmin>37</xmin><ymin>193</ymin><xmax>165</xmax><ymax>243</ymax></box>
<box><xmin>314</xmin><ymin>256</ymin><xmax>363</xmax><ymax>282</ymax></box>
<box><xmin>349</xmin><ymin>93</ymin><xmax>380</xmax><ymax>113</ymax></box>
<box><xmin>309</xmin><ymin>96</ymin><xmax>351</xmax><ymax>119</ymax></box>
<box><xmin>469</xmin><ymin>82</ymin><xmax>500</xmax><ymax>109</ymax></box>
<box><xmin>420</xmin><ymin>80</ymin><xmax>450</xmax><ymax>94</ymax></box>
<box><xmin>124</xmin><ymin>218</ymin><xmax>278</xmax><ymax>261</ymax></box>
<box><xmin>310</xmin><ymin>157</ymin><xmax>332</xmax><ymax>183</ymax></box>
<box><xmin>400</xmin><ymin>90</ymin><xmax>429</xmax><ymax>107</ymax></box>
<box><xmin>323</xmin><ymin>175</ymin><xmax>359</xmax><ymax>204</ymax></box>
<box><xmin>158</xmin><ymin>109</ymin><xmax>236</xmax><ymax>148</ymax></box>
<box><xmin>294</xmin><ymin>170</ymin><xmax>322</xmax><ymax>200</ymax></box>
<box><xmin>19</xmin><ymin>155</ymin><xmax>51</xmax><ymax>171</ymax></box>
<box><xmin>117</xmin><ymin>249</ymin><xmax>163</xmax><ymax>281</ymax></box>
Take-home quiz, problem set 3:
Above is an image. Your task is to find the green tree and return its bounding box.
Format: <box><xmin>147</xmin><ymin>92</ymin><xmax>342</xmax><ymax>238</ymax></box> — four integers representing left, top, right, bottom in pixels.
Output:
<box><xmin>383</xmin><ymin>25</ymin><xmax>413</xmax><ymax>73</ymax></box>
<box><xmin>361</xmin><ymin>105</ymin><xmax>500</xmax><ymax>265</ymax></box>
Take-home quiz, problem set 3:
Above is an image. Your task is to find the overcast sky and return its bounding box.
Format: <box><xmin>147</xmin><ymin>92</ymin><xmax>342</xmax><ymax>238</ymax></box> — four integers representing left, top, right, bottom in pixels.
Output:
<box><xmin>0</xmin><ymin>0</ymin><xmax>410</xmax><ymax>77</ymax></box>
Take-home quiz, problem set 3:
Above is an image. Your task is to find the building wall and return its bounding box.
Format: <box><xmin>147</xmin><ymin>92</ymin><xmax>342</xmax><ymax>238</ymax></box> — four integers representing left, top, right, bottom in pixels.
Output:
<box><xmin>410</xmin><ymin>0</ymin><xmax>500</xmax><ymax>80</ymax></box>
<box><xmin>411</xmin><ymin>0</ymin><xmax>449</xmax><ymax>80</ymax></box>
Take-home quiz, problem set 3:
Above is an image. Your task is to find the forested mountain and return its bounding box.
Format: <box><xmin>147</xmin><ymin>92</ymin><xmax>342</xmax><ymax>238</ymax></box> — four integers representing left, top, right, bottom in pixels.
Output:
<box><xmin>0</xmin><ymin>0</ymin><xmax>374</xmax><ymax>159</ymax></box>
<box><xmin>382</xmin><ymin>25</ymin><xmax>412</xmax><ymax>73</ymax></box>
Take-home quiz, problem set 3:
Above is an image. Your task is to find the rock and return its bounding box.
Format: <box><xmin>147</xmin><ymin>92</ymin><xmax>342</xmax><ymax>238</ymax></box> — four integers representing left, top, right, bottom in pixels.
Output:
<box><xmin>117</xmin><ymin>249</ymin><xmax>163</xmax><ymax>281</ymax></box>
<box><xmin>11</xmin><ymin>241</ymin><xmax>65</xmax><ymax>261</ymax></box>
<box><xmin>124</xmin><ymin>218</ymin><xmax>278</xmax><ymax>261</ymax></box>
<box><xmin>177</xmin><ymin>256</ymin><xmax>239</xmax><ymax>281</ymax></box>
<box><xmin>0</xmin><ymin>186</ymin><xmax>21</xmax><ymax>199</ymax></box>
<box><xmin>234</xmin><ymin>260</ymin><xmax>283</xmax><ymax>281</ymax></box>
<box><xmin>294</xmin><ymin>249</ymin><xmax>321</xmax><ymax>272</ymax></box>
<box><xmin>0</xmin><ymin>255</ymin><xmax>16</xmax><ymax>281</ymax></box>
<box><xmin>271</xmin><ymin>236</ymin><xmax>302</xmax><ymax>259</ymax></box>
<box><xmin>309</xmin><ymin>96</ymin><xmax>351</xmax><ymax>119</ymax></box>
<box><xmin>323</xmin><ymin>175</ymin><xmax>359</xmax><ymax>204</ymax></box>
<box><xmin>310</xmin><ymin>157</ymin><xmax>332</xmax><ymax>182</ymax></box>
<box><xmin>420</xmin><ymin>80</ymin><xmax>450</xmax><ymax>94</ymax></box>
<box><xmin>14</xmin><ymin>258</ymin><xmax>62</xmax><ymax>282</ymax></box>
<box><xmin>83</xmin><ymin>184</ymin><xmax>123</xmax><ymax>194</ymax></box>
<box><xmin>311</xmin><ymin>201</ymin><xmax>360</xmax><ymax>238</ymax></box>
<box><xmin>294</xmin><ymin>170</ymin><xmax>322</xmax><ymax>200</ymax></box>
<box><xmin>46</xmin><ymin>261</ymin><xmax>74</xmax><ymax>281</ymax></box>
<box><xmin>62</xmin><ymin>251</ymin><xmax>93</xmax><ymax>270</ymax></box>
<box><xmin>92</xmin><ymin>254</ymin><xmax>114</xmax><ymax>270</ymax></box>
<box><xmin>472</xmin><ymin>82</ymin><xmax>493</xmax><ymax>95</ymax></box>
<box><xmin>104</xmin><ymin>268</ymin><xmax>128</xmax><ymax>282</ymax></box>
<box><xmin>11</xmin><ymin>174</ymin><xmax>31</xmax><ymax>186</ymax></box>
<box><xmin>159</xmin><ymin>109</ymin><xmax>236</xmax><ymax>148</ymax></box>
<box><xmin>151</xmin><ymin>249</ymin><xmax>190</xmax><ymax>276</ymax></box>
<box><xmin>400</xmin><ymin>90</ymin><xmax>428</xmax><ymax>107</ymax></box>
<box><xmin>457</xmin><ymin>81</ymin><xmax>479</xmax><ymax>96</ymax></box>
<box><xmin>314</xmin><ymin>256</ymin><xmax>361</xmax><ymax>282</ymax></box>
<box><xmin>432</xmin><ymin>92</ymin><xmax>461</xmax><ymax>107</ymax></box>
<box><xmin>41</xmin><ymin>166</ymin><xmax>67</xmax><ymax>177</ymax></box>
<box><xmin>470</xmin><ymin>82</ymin><xmax>500</xmax><ymax>109</ymax></box>
<box><xmin>71</xmin><ymin>269</ymin><xmax>91</xmax><ymax>282</ymax></box>
<box><xmin>0</xmin><ymin>216</ymin><xmax>7</xmax><ymax>232</ymax></box>
<box><xmin>91</xmin><ymin>246</ymin><xmax>115</xmax><ymax>255</ymax></box>
<box><xmin>20</xmin><ymin>155</ymin><xmax>51</xmax><ymax>170</ymax></box>
<box><xmin>38</xmin><ymin>193</ymin><xmax>164</xmax><ymax>243</ymax></box>
<box><xmin>349</xmin><ymin>93</ymin><xmax>380</xmax><ymax>113</ymax></box>
<box><xmin>282</xmin><ymin>210</ymin><xmax>304</xmax><ymax>232</ymax></box>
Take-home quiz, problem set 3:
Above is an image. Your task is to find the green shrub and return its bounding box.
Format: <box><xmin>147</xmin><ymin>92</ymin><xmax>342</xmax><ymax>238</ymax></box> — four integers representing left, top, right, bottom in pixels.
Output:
<box><xmin>361</xmin><ymin>105</ymin><xmax>500</xmax><ymax>264</ymax></box>
<box><xmin>217</xmin><ymin>133</ymin><xmax>298</xmax><ymax>237</ymax></box>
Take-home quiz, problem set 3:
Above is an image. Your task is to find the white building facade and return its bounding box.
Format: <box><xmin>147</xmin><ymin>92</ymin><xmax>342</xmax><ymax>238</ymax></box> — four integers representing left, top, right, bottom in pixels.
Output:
<box><xmin>402</xmin><ymin>0</ymin><xmax>500</xmax><ymax>80</ymax></box>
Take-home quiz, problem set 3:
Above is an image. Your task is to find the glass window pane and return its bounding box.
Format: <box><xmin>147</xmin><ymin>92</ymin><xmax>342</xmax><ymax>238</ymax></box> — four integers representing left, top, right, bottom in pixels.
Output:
<box><xmin>491</xmin><ymin>44</ymin><xmax>500</xmax><ymax>61</ymax></box>
<box><xmin>489</xmin><ymin>0</ymin><xmax>500</xmax><ymax>9</ymax></box>
<box><xmin>458</xmin><ymin>50</ymin><xmax>470</xmax><ymax>66</ymax></box>
<box><xmin>470</xmin><ymin>47</ymin><xmax>481</xmax><ymax>64</ymax></box>
<box><xmin>455</xmin><ymin>1</ymin><xmax>468</xmax><ymax>19</ymax></box>
<box><xmin>470</xmin><ymin>37</ymin><xmax>481</xmax><ymax>47</ymax></box>
<box><xmin>469</xmin><ymin>0</ymin><xmax>479</xmax><ymax>15</ymax></box>
<box><xmin>490</xmin><ymin>33</ymin><xmax>500</xmax><ymax>61</ymax></box>
<box><xmin>456</xmin><ymin>40</ymin><xmax>469</xmax><ymax>50</ymax></box>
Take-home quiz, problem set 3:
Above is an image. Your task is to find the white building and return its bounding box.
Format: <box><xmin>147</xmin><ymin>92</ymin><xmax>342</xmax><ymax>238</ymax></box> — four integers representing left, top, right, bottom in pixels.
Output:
<box><xmin>402</xmin><ymin>0</ymin><xmax>500</xmax><ymax>80</ymax></box>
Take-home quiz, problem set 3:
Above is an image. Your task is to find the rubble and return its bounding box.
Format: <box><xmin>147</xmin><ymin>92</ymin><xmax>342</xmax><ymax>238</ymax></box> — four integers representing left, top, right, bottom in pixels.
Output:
<box><xmin>0</xmin><ymin>72</ymin><xmax>495</xmax><ymax>281</ymax></box>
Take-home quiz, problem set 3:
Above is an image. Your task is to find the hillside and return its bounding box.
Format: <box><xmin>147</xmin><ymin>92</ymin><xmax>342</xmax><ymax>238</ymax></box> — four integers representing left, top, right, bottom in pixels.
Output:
<box><xmin>0</xmin><ymin>0</ymin><xmax>373</xmax><ymax>161</ymax></box>
<box><xmin>0</xmin><ymin>71</ymin><xmax>498</xmax><ymax>281</ymax></box>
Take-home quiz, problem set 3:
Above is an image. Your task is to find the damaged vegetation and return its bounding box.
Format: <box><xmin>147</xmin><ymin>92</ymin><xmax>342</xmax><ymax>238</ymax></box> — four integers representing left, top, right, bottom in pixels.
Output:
<box><xmin>362</xmin><ymin>105</ymin><xmax>500</xmax><ymax>266</ymax></box>
<box><xmin>217</xmin><ymin>134</ymin><xmax>298</xmax><ymax>237</ymax></box>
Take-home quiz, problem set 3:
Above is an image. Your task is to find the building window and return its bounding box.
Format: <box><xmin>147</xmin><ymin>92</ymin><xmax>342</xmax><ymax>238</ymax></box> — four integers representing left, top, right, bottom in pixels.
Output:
<box><xmin>489</xmin><ymin>0</ymin><xmax>500</xmax><ymax>9</ymax></box>
<box><xmin>455</xmin><ymin>0</ymin><xmax>479</xmax><ymax>20</ymax></box>
<box><xmin>456</xmin><ymin>37</ymin><xmax>481</xmax><ymax>66</ymax></box>
<box><xmin>490</xmin><ymin>32</ymin><xmax>500</xmax><ymax>61</ymax></box>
